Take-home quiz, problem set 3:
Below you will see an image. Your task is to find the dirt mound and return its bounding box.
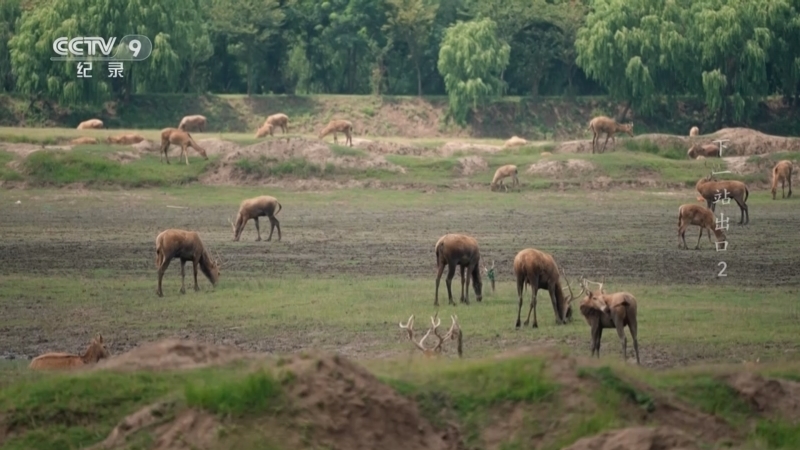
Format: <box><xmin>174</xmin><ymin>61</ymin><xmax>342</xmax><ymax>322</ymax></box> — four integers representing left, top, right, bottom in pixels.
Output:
<box><xmin>564</xmin><ymin>426</ymin><xmax>699</xmax><ymax>450</ymax></box>
<box><xmin>196</xmin><ymin>138</ymin><xmax>240</xmax><ymax>156</ymax></box>
<box><xmin>526</xmin><ymin>159</ymin><xmax>596</xmax><ymax>177</ymax></box>
<box><xmin>131</xmin><ymin>139</ymin><xmax>160</xmax><ymax>153</ymax></box>
<box><xmin>726</xmin><ymin>372</ymin><xmax>800</xmax><ymax>421</ymax></box>
<box><xmin>353</xmin><ymin>138</ymin><xmax>433</xmax><ymax>156</ymax></box>
<box><xmin>278</xmin><ymin>352</ymin><xmax>458</xmax><ymax>450</ymax></box>
<box><xmin>455</xmin><ymin>155</ymin><xmax>488</xmax><ymax>176</ymax></box>
<box><xmin>94</xmin><ymin>339</ymin><xmax>250</xmax><ymax>372</ymax></box>
<box><xmin>0</xmin><ymin>143</ymin><xmax>71</xmax><ymax>158</ymax></box>
<box><xmin>553</xmin><ymin>139</ymin><xmax>594</xmax><ymax>153</ymax></box>
<box><xmin>107</xmin><ymin>151</ymin><xmax>142</xmax><ymax>164</ymax></box>
<box><xmin>440</xmin><ymin>141</ymin><xmax>501</xmax><ymax>156</ymax></box>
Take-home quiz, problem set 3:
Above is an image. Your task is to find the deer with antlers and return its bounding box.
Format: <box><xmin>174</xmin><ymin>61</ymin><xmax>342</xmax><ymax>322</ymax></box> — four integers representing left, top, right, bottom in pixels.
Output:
<box><xmin>513</xmin><ymin>248</ymin><xmax>582</xmax><ymax>329</ymax></box>
<box><xmin>578</xmin><ymin>276</ymin><xmax>640</xmax><ymax>364</ymax></box>
<box><xmin>398</xmin><ymin>313</ymin><xmax>462</xmax><ymax>357</ymax></box>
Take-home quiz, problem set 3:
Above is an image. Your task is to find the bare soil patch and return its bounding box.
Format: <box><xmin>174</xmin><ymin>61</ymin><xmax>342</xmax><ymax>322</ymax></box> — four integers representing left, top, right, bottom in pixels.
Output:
<box><xmin>564</xmin><ymin>426</ymin><xmax>700</xmax><ymax>450</ymax></box>
<box><xmin>439</xmin><ymin>141</ymin><xmax>502</xmax><ymax>156</ymax></box>
<box><xmin>353</xmin><ymin>138</ymin><xmax>435</xmax><ymax>156</ymax></box>
<box><xmin>526</xmin><ymin>159</ymin><xmax>596</xmax><ymax>177</ymax></box>
<box><xmin>107</xmin><ymin>151</ymin><xmax>142</xmax><ymax>164</ymax></box>
<box><xmin>553</xmin><ymin>127</ymin><xmax>800</xmax><ymax>156</ymax></box>
<box><xmin>0</xmin><ymin>143</ymin><xmax>71</xmax><ymax>158</ymax></box>
<box><xmin>455</xmin><ymin>156</ymin><xmax>488</xmax><ymax>176</ymax></box>
<box><xmin>726</xmin><ymin>372</ymin><xmax>800</xmax><ymax>421</ymax></box>
<box><xmin>95</xmin><ymin>339</ymin><xmax>252</xmax><ymax>372</ymax></box>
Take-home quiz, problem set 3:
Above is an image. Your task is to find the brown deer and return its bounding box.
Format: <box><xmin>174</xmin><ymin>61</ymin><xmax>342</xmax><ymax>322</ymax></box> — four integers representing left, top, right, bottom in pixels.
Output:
<box><xmin>29</xmin><ymin>333</ymin><xmax>110</xmax><ymax>370</ymax></box>
<box><xmin>318</xmin><ymin>119</ymin><xmax>354</xmax><ymax>147</ymax></box>
<box><xmin>155</xmin><ymin>229</ymin><xmax>221</xmax><ymax>297</ymax></box>
<box><xmin>677</xmin><ymin>203</ymin><xmax>727</xmax><ymax>250</ymax></box>
<box><xmin>490</xmin><ymin>164</ymin><xmax>519</xmax><ymax>192</ymax></box>
<box><xmin>771</xmin><ymin>160</ymin><xmax>793</xmax><ymax>200</ymax></box>
<box><xmin>434</xmin><ymin>233</ymin><xmax>483</xmax><ymax>306</ymax></box>
<box><xmin>255</xmin><ymin>123</ymin><xmax>273</xmax><ymax>138</ymax></box>
<box><xmin>159</xmin><ymin>128</ymin><xmax>208</xmax><ymax>165</ymax></box>
<box><xmin>264</xmin><ymin>113</ymin><xmax>289</xmax><ymax>134</ymax></box>
<box><xmin>587</xmin><ymin>116</ymin><xmax>634</xmax><ymax>154</ymax></box>
<box><xmin>106</xmin><ymin>133</ymin><xmax>146</xmax><ymax>145</ymax></box>
<box><xmin>689</xmin><ymin>126</ymin><xmax>699</xmax><ymax>136</ymax></box>
<box><xmin>228</xmin><ymin>195</ymin><xmax>282</xmax><ymax>242</ymax></box>
<box><xmin>178</xmin><ymin>115</ymin><xmax>207</xmax><ymax>132</ymax></box>
<box><xmin>687</xmin><ymin>143</ymin><xmax>721</xmax><ymax>159</ymax></box>
<box><xmin>77</xmin><ymin>118</ymin><xmax>104</xmax><ymax>129</ymax></box>
<box><xmin>398</xmin><ymin>313</ymin><xmax>462</xmax><ymax>358</ymax></box>
<box><xmin>579</xmin><ymin>279</ymin><xmax>640</xmax><ymax>364</ymax></box>
<box><xmin>513</xmin><ymin>248</ymin><xmax>583</xmax><ymax>329</ymax></box>
<box><xmin>696</xmin><ymin>173</ymin><xmax>749</xmax><ymax>225</ymax></box>
<box><xmin>70</xmin><ymin>137</ymin><xmax>98</xmax><ymax>145</ymax></box>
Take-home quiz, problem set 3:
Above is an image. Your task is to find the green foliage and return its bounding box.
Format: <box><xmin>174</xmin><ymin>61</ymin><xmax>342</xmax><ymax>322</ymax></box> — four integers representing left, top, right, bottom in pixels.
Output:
<box><xmin>754</xmin><ymin>420</ymin><xmax>800</xmax><ymax>448</ymax></box>
<box><xmin>578</xmin><ymin>366</ymin><xmax>655</xmax><ymax>412</ymax></box>
<box><xmin>437</xmin><ymin>18</ymin><xmax>510</xmax><ymax>126</ymax></box>
<box><xmin>623</xmin><ymin>139</ymin><xmax>685</xmax><ymax>160</ymax></box>
<box><xmin>185</xmin><ymin>370</ymin><xmax>283</xmax><ymax>416</ymax></box>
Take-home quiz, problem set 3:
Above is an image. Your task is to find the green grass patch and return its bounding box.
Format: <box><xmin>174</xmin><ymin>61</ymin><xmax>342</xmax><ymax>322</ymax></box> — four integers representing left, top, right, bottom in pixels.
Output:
<box><xmin>330</xmin><ymin>144</ymin><xmax>367</xmax><ymax>157</ymax></box>
<box><xmin>0</xmin><ymin>150</ymin><xmax>23</xmax><ymax>181</ymax></box>
<box><xmin>185</xmin><ymin>369</ymin><xmax>285</xmax><ymax>417</ymax></box>
<box><xmin>623</xmin><ymin>138</ymin><xmax>686</xmax><ymax>160</ymax></box>
<box><xmin>753</xmin><ymin>420</ymin><xmax>800</xmax><ymax>448</ymax></box>
<box><xmin>578</xmin><ymin>366</ymin><xmax>655</xmax><ymax>412</ymax></box>
<box><xmin>21</xmin><ymin>146</ymin><xmax>212</xmax><ymax>187</ymax></box>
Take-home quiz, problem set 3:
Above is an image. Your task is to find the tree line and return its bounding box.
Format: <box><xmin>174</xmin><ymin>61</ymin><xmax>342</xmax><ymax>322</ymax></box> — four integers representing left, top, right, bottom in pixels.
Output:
<box><xmin>1</xmin><ymin>0</ymin><xmax>800</xmax><ymax>127</ymax></box>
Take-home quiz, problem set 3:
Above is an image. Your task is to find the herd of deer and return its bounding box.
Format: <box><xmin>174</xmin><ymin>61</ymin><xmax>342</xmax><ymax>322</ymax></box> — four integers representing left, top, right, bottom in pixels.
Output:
<box><xmin>29</xmin><ymin>115</ymin><xmax>794</xmax><ymax>369</ymax></box>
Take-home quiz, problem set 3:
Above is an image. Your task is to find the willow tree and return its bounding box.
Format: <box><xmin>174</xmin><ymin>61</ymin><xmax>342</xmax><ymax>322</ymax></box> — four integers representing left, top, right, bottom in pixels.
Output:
<box><xmin>689</xmin><ymin>0</ymin><xmax>789</xmax><ymax>124</ymax></box>
<box><xmin>437</xmin><ymin>18</ymin><xmax>510</xmax><ymax>126</ymax></box>
<box><xmin>575</xmin><ymin>0</ymin><xmax>696</xmax><ymax>118</ymax></box>
<box><xmin>384</xmin><ymin>0</ymin><xmax>438</xmax><ymax>96</ymax></box>
<box><xmin>9</xmin><ymin>0</ymin><xmax>211</xmax><ymax>105</ymax></box>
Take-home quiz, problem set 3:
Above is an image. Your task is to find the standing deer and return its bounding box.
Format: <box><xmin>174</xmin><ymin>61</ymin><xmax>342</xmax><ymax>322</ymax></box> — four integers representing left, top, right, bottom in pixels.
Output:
<box><xmin>696</xmin><ymin>173</ymin><xmax>749</xmax><ymax>225</ymax></box>
<box><xmin>434</xmin><ymin>233</ymin><xmax>483</xmax><ymax>307</ymax></box>
<box><xmin>771</xmin><ymin>160</ymin><xmax>793</xmax><ymax>200</ymax></box>
<box><xmin>264</xmin><ymin>113</ymin><xmax>289</xmax><ymax>134</ymax></box>
<box><xmin>677</xmin><ymin>203</ymin><xmax>727</xmax><ymax>250</ymax></box>
<box><xmin>155</xmin><ymin>229</ymin><xmax>221</xmax><ymax>297</ymax></box>
<box><xmin>229</xmin><ymin>195</ymin><xmax>282</xmax><ymax>242</ymax></box>
<box><xmin>689</xmin><ymin>126</ymin><xmax>699</xmax><ymax>136</ymax></box>
<box><xmin>490</xmin><ymin>165</ymin><xmax>520</xmax><ymax>192</ymax></box>
<box><xmin>159</xmin><ymin>128</ymin><xmax>208</xmax><ymax>165</ymax></box>
<box><xmin>318</xmin><ymin>119</ymin><xmax>354</xmax><ymax>147</ymax></box>
<box><xmin>579</xmin><ymin>278</ymin><xmax>640</xmax><ymax>364</ymax></box>
<box><xmin>587</xmin><ymin>116</ymin><xmax>634</xmax><ymax>154</ymax></box>
<box><xmin>178</xmin><ymin>115</ymin><xmax>207</xmax><ymax>132</ymax></box>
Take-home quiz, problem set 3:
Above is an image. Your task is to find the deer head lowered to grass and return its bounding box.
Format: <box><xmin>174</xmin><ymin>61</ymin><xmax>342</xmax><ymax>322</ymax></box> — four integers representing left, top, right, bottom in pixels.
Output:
<box><xmin>399</xmin><ymin>312</ymin><xmax>462</xmax><ymax>358</ymax></box>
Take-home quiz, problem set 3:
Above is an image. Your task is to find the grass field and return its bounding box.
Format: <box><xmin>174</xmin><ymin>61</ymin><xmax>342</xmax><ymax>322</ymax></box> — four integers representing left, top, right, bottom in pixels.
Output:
<box><xmin>1</xmin><ymin>124</ymin><xmax>799</xmax><ymax>449</ymax></box>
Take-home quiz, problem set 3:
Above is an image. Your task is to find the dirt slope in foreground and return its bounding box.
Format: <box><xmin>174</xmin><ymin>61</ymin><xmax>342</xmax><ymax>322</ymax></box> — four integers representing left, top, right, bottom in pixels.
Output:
<box><xmin>18</xmin><ymin>340</ymin><xmax>787</xmax><ymax>450</ymax></box>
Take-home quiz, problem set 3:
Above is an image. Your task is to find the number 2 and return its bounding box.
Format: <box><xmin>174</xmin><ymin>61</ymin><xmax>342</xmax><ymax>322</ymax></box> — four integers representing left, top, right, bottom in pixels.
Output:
<box><xmin>717</xmin><ymin>261</ymin><xmax>727</xmax><ymax>277</ymax></box>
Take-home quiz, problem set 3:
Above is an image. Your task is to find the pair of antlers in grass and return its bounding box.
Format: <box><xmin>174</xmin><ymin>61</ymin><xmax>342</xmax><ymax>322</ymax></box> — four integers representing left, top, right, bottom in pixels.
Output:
<box><xmin>398</xmin><ymin>312</ymin><xmax>459</xmax><ymax>355</ymax></box>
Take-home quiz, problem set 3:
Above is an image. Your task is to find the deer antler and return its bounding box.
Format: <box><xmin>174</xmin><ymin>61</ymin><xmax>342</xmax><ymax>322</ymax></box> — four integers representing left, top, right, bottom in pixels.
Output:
<box><xmin>399</xmin><ymin>315</ymin><xmax>432</xmax><ymax>352</ymax></box>
<box><xmin>443</xmin><ymin>315</ymin><xmax>460</xmax><ymax>341</ymax></box>
<box><xmin>428</xmin><ymin>312</ymin><xmax>447</xmax><ymax>352</ymax></box>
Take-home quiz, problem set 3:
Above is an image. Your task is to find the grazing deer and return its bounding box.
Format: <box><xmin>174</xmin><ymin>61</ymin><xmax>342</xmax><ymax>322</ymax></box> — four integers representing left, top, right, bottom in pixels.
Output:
<box><xmin>159</xmin><ymin>128</ymin><xmax>208</xmax><ymax>165</ymax></box>
<box><xmin>318</xmin><ymin>119</ymin><xmax>354</xmax><ymax>147</ymax></box>
<box><xmin>696</xmin><ymin>173</ymin><xmax>749</xmax><ymax>225</ymax></box>
<box><xmin>155</xmin><ymin>229</ymin><xmax>221</xmax><ymax>297</ymax></box>
<box><xmin>264</xmin><ymin>113</ymin><xmax>289</xmax><ymax>134</ymax></box>
<box><xmin>399</xmin><ymin>313</ymin><xmax>462</xmax><ymax>358</ymax></box>
<box><xmin>587</xmin><ymin>116</ymin><xmax>634</xmax><ymax>154</ymax></box>
<box><xmin>29</xmin><ymin>333</ymin><xmax>110</xmax><ymax>370</ymax></box>
<box><xmin>490</xmin><ymin>164</ymin><xmax>520</xmax><ymax>192</ymax></box>
<box><xmin>677</xmin><ymin>203</ymin><xmax>727</xmax><ymax>250</ymax></box>
<box><xmin>771</xmin><ymin>160</ymin><xmax>793</xmax><ymax>200</ymax></box>
<box><xmin>434</xmin><ymin>233</ymin><xmax>483</xmax><ymax>306</ymax></box>
<box><xmin>513</xmin><ymin>248</ymin><xmax>582</xmax><ymax>329</ymax></box>
<box><xmin>229</xmin><ymin>195</ymin><xmax>282</xmax><ymax>242</ymax></box>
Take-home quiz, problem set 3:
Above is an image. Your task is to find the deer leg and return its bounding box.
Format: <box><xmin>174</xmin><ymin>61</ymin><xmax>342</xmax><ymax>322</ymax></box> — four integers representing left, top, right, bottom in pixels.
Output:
<box><xmin>434</xmin><ymin>262</ymin><xmax>445</xmax><ymax>307</ymax></box>
<box><xmin>788</xmin><ymin>176</ymin><xmax>792</xmax><ymax>198</ymax></box>
<box><xmin>629</xmin><ymin>319</ymin><xmax>640</xmax><ymax>365</ymax></box>
<box><xmin>445</xmin><ymin>264</ymin><xmax>457</xmax><ymax>306</ymax></box>
<box><xmin>695</xmin><ymin>227</ymin><xmax>703</xmax><ymax>250</ymax></box>
<box><xmin>600</xmin><ymin>135</ymin><xmax>610</xmax><ymax>153</ymax></box>
<box><xmin>333</xmin><ymin>133</ymin><xmax>338</xmax><ymax>144</ymax></box>
<box><xmin>254</xmin><ymin>217</ymin><xmax>262</xmax><ymax>241</ymax></box>
<box><xmin>266</xmin><ymin>216</ymin><xmax>276</xmax><ymax>241</ymax></box>
<box><xmin>157</xmin><ymin>257</ymin><xmax>171</xmax><ymax>297</ymax></box>
<box><xmin>464</xmin><ymin>263</ymin><xmax>473</xmax><ymax>305</ymax></box>
<box><xmin>591</xmin><ymin>133</ymin><xmax>597</xmax><ymax>154</ymax></box>
<box><xmin>458</xmin><ymin>265</ymin><xmax>466</xmax><ymax>304</ymax></box>
<box><xmin>515</xmin><ymin>277</ymin><xmax>525</xmax><ymax>329</ymax></box>
<box><xmin>346</xmin><ymin>130</ymin><xmax>352</xmax><ymax>147</ymax></box>
<box><xmin>524</xmin><ymin>274</ymin><xmax>540</xmax><ymax>328</ymax></box>
<box><xmin>596</xmin><ymin>326</ymin><xmax>604</xmax><ymax>357</ymax></box>
<box><xmin>615</xmin><ymin>320</ymin><xmax>628</xmax><ymax>361</ymax></box>
<box><xmin>549</xmin><ymin>286</ymin><xmax>563</xmax><ymax>324</ymax></box>
<box><xmin>679</xmin><ymin>225</ymin><xmax>688</xmax><ymax>249</ymax></box>
<box><xmin>180</xmin><ymin>260</ymin><xmax>187</xmax><ymax>294</ymax></box>
<box><xmin>273</xmin><ymin>216</ymin><xmax>281</xmax><ymax>241</ymax></box>
<box><xmin>193</xmin><ymin>259</ymin><xmax>200</xmax><ymax>291</ymax></box>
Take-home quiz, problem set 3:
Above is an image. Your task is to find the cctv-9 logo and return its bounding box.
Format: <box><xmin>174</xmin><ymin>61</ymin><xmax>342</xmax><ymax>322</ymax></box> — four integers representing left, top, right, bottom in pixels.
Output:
<box><xmin>51</xmin><ymin>35</ymin><xmax>152</xmax><ymax>61</ymax></box>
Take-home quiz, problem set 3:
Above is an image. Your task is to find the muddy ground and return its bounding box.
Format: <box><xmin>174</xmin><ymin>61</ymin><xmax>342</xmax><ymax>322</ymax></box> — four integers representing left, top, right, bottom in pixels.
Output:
<box><xmin>1</xmin><ymin>186</ymin><xmax>799</xmax><ymax>367</ymax></box>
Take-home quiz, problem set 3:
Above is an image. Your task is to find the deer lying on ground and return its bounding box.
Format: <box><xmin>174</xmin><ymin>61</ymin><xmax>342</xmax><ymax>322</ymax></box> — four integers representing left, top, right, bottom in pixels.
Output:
<box><xmin>155</xmin><ymin>229</ymin><xmax>221</xmax><ymax>297</ymax></box>
<box><xmin>106</xmin><ymin>133</ymin><xmax>145</xmax><ymax>145</ymax></box>
<box><xmin>689</xmin><ymin>126</ymin><xmax>699</xmax><ymax>136</ymax></box>
<box><xmin>318</xmin><ymin>119</ymin><xmax>354</xmax><ymax>147</ymax></box>
<box><xmin>481</xmin><ymin>260</ymin><xmax>496</xmax><ymax>293</ymax></box>
<box><xmin>399</xmin><ymin>313</ymin><xmax>462</xmax><ymax>358</ymax></box>
<box><xmin>77</xmin><ymin>119</ymin><xmax>104</xmax><ymax>129</ymax></box>
<box><xmin>70</xmin><ymin>137</ymin><xmax>98</xmax><ymax>145</ymax></box>
<box><xmin>434</xmin><ymin>233</ymin><xmax>483</xmax><ymax>306</ymax></box>
<box><xmin>178</xmin><ymin>115</ymin><xmax>207</xmax><ymax>132</ymax></box>
<box><xmin>771</xmin><ymin>160</ymin><xmax>793</xmax><ymax>200</ymax></box>
<box><xmin>696</xmin><ymin>173</ymin><xmax>750</xmax><ymax>224</ymax></box>
<box><xmin>687</xmin><ymin>143</ymin><xmax>720</xmax><ymax>159</ymax></box>
<box><xmin>159</xmin><ymin>128</ymin><xmax>208</xmax><ymax>165</ymax></box>
<box><xmin>490</xmin><ymin>164</ymin><xmax>519</xmax><ymax>192</ymax></box>
<box><xmin>512</xmin><ymin>248</ymin><xmax>581</xmax><ymax>329</ymax></box>
<box><xmin>255</xmin><ymin>123</ymin><xmax>273</xmax><ymax>138</ymax></box>
<box><xmin>579</xmin><ymin>278</ymin><xmax>640</xmax><ymax>364</ymax></box>
<box><xmin>229</xmin><ymin>195</ymin><xmax>282</xmax><ymax>241</ymax></box>
<box><xmin>503</xmin><ymin>136</ymin><xmax>527</xmax><ymax>148</ymax></box>
<box><xmin>587</xmin><ymin>116</ymin><xmax>634</xmax><ymax>154</ymax></box>
<box><xmin>264</xmin><ymin>113</ymin><xmax>289</xmax><ymax>134</ymax></box>
<box><xmin>677</xmin><ymin>203</ymin><xmax>727</xmax><ymax>250</ymax></box>
<box><xmin>29</xmin><ymin>333</ymin><xmax>110</xmax><ymax>370</ymax></box>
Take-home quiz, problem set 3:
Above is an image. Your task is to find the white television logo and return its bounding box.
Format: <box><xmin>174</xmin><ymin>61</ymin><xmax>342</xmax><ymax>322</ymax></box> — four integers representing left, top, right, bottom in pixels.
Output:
<box><xmin>51</xmin><ymin>35</ymin><xmax>152</xmax><ymax>61</ymax></box>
